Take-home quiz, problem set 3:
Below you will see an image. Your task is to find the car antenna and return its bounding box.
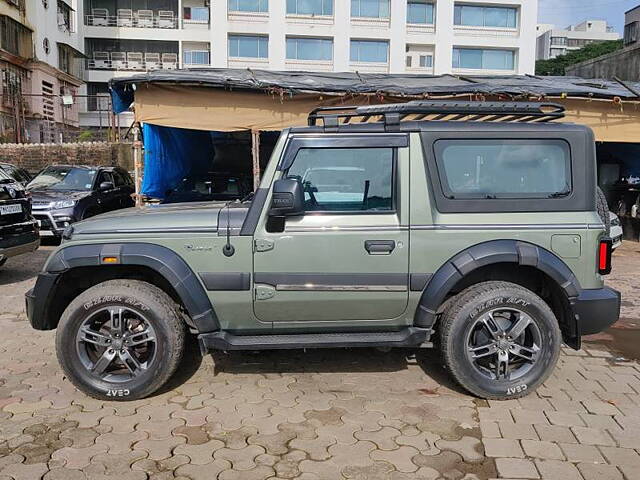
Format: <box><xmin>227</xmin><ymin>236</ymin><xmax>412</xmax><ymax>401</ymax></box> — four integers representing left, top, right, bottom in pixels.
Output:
<box><xmin>222</xmin><ymin>202</ymin><xmax>235</xmax><ymax>257</ymax></box>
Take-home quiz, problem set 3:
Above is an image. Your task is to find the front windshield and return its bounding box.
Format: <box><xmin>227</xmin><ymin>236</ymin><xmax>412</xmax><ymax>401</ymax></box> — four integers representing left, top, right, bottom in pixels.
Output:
<box><xmin>27</xmin><ymin>167</ymin><xmax>97</xmax><ymax>191</ymax></box>
<box><xmin>0</xmin><ymin>168</ymin><xmax>12</xmax><ymax>182</ymax></box>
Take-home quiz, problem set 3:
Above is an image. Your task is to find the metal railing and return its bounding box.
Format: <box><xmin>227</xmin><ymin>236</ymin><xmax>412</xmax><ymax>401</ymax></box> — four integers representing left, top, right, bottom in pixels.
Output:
<box><xmin>85</xmin><ymin>10</ymin><xmax>178</xmax><ymax>29</ymax></box>
<box><xmin>86</xmin><ymin>52</ymin><xmax>178</xmax><ymax>71</ymax></box>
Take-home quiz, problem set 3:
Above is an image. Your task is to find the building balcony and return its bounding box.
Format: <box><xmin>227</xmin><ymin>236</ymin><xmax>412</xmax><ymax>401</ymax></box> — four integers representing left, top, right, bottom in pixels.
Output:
<box><xmin>86</xmin><ymin>52</ymin><xmax>178</xmax><ymax>71</ymax></box>
<box><xmin>85</xmin><ymin>9</ymin><xmax>178</xmax><ymax>29</ymax></box>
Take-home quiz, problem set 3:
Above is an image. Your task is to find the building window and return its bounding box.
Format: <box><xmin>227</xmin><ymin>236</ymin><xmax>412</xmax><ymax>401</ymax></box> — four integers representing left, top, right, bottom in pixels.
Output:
<box><xmin>549</xmin><ymin>48</ymin><xmax>564</xmax><ymax>57</ymax></box>
<box><xmin>350</xmin><ymin>39</ymin><xmax>389</xmax><ymax>63</ymax></box>
<box><xmin>407</xmin><ymin>1</ymin><xmax>433</xmax><ymax>24</ymax></box>
<box><xmin>286</xmin><ymin>37</ymin><xmax>333</xmax><ymax>61</ymax></box>
<box><xmin>351</xmin><ymin>0</ymin><xmax>389</xmax><ymax>19</ymax></box>
<box><xmin>183</xmin><ymin>50</ymin><xmax>210</xmax><ymax>65</ymax></box>
<box><xmin>286</xmin><ymin>0</ymin><xmax>333</xmax><ymax>16</ymax></box>
<box><xmin>624</xmin><ymin>21</ymin><xmax>638</xmax><ymax>45</ymax></box>
<box><xmin>229</xmin><ymin>0</ymin><xmax>268</xmax><ymax>13</ymax></box>
<box><xmin>419</xmin><ymin>55</ymin><xmax>432</xmax><ymax>67</ymax></box>
<box><xmin>228</xmin><ymin>35</ymin><xmax>268</xmax><ymax>58</ymax></box>
<box><xmin>0</xmin><ymin>15</ymin><xmax>33</xmax><ymax>58</ymax></box>
<box><xmin>551</xmin><ymin>36</ymin><xmax>567</xmax><ymax>46</ymax></box>
<box><xmin>454</xmin><ymin>4</ymin><xmax>517</xmax><ymax>28</ymax></box>
<box><xmin>406</xmin><ymin>56</ymin><xmax>412</xmax><ymax>67</ymax></box>
<box><xmin>57</xmin><ymin>0</ymin><xmax>73</xmax><ymax>32</ymax></box>
<box><xmin>183</xmin><ymin>7</ymin><xmax>209</xmax><ymax>23</ymax></box>
<box><xmin>453</xmin><ymin>48</ymin><xmax>515</xmax><ymax>70</ymax></box>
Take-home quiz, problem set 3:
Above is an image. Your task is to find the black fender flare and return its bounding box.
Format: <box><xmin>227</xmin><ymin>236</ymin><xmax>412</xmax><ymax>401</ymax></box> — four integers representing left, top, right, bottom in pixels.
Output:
<box><xmin>47</xmin><ymin>242</ymin><xmax>219</xmax><ymax>332</ymax></box>
<box><xmin>414</xmin><ymin>239</ymin><xmax>581</xmax><ymax>329</ymax></box>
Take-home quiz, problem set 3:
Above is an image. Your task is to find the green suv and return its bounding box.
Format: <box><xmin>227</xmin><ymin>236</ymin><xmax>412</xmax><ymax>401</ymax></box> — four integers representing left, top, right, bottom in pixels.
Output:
<box><xmin>26</xmin><ymin>101</ymin><xmax>620</xmax><ymax>401</ymax></box>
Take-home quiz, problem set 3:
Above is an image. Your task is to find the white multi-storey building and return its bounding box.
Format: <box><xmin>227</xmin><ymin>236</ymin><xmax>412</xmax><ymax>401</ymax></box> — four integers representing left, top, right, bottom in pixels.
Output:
<box><xmin>79</xmin><ymin>0</ymin><xmax>538</xmax><ymax>128</ymax></box>
<box><xmin>536</xmin><ymin>20</ymin><xmax>620</xmax><ymax>60</ymax></box>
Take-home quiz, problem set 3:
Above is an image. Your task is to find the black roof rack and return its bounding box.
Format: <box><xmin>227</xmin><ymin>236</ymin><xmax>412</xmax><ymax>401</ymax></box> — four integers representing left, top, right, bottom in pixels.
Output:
<box><xmin>307</xmin><ymin>100</ymin><xmax>566</xmax><ymax>128</ymax></box>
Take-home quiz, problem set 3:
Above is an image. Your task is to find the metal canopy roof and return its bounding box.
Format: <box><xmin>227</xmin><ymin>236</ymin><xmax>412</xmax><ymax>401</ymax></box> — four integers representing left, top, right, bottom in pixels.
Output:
<box><xmin>109</xmin><ymin>68</ymin><xmax>640</xmax><ymax>101</ymax></box>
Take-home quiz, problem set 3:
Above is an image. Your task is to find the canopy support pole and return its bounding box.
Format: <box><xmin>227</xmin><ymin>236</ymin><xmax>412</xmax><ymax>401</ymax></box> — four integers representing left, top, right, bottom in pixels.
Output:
<box><xmin>251</xmin><ymin>129</ymin><xmax>261</xmax><ymax>190</ymax></box>
<box><xmin>133</xmin><ymin>122</ymin><xmax>143</xmax><ymax>206</ymax></box>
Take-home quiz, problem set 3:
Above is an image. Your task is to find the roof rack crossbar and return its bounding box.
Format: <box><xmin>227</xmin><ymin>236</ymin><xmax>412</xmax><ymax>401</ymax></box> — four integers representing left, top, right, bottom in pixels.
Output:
<box><xmin>307</xmin><ymin>100</ymin><xmax>565</xmax><ymax>128</ymax></box>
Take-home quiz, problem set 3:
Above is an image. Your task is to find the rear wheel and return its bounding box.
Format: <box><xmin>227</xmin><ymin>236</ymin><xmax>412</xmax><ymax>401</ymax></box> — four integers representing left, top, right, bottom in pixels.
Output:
<box><xmin>56</xmin><ymin>279</ymin><xmax>186</xmax><ymax>400</ymax></box>
<box><xmin>440</xmin><ymin>281</ymin><xmax>561</xmax><ymax>400</ymax></box>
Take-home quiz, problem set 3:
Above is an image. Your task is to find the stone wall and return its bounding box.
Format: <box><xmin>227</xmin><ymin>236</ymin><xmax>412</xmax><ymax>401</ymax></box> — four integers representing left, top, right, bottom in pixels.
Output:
<box><xmin>0</xmin><ymin>142</ymin><xmax>134</xmax><ymax>174</ymax></box>
<box><xmin>565</xmin><ymin>44</ymin><xmax>640</xmax><ymax>82</ymax></box>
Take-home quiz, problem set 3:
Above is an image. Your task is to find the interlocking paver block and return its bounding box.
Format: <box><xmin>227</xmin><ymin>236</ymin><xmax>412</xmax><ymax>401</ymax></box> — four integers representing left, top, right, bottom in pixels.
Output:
<box><xmin>174</xmin><ymin>458</ymin><xmax>231</xmax><ymax>480</ymax></box>
<box><xmin>577</xmin><ymin>463</ymin><xmax>623</xmax><ymax>480</ymax></box>
<box><xmin>582</xmin><ymin>400</ymin><xmax>622</xmax><ymax>416</ymax></box>
<box><xmin>534</xmin><ymin>424</ymin><xmax>577</xmax><ymax>444</ymax></box>
<box><xmin>206</xmin><ymin>425</ymin><xmax>259</xmax><ymax>449</ymax></box>
<box><xmin>59</xmin><ymin>427</ymin><xmax>99</xmax><ymax>448</ymax></box>
<box><xmin>435</xmin><ymin>436</ymin><xmax>484</xmax><ymax>463</ymax></box>
<box><xmin>535</xmin><ymin>459</ymin><xmax>583</xmax><ymax>480</ymax></box>
<box><xmin>480</xmin><ymin>421</ymin><xmax>501</xmax><ymax>439</ymax></box>
<box><xmin>95</xmin><ymin>430</ymin><xmax>148</xmax><ymax>455</ymax></box>
<box><xmin>99</xmin><ymin>413</ymin><xmax>150</xmax><ymax>433</ymax></box>
<box><xmin>342</xmin><ymin>461</ymin><xmax>395</xmax><ymax>479</ymax></box>
<box><xmin>571</xmin><ymin>426</ymin><xmax>615</xmax><ymax>446</ymax></box>
<box><xmin>512</xmin><ymin>409</ymin><xmax>549</xmax><ymax>425</ymax></box>
<box><xmin>607</xmin><ymin>428</ymin><xmax>640</xmax><ymax>449</ymax></box>
<box><xmin>66</xmin><ymin>408</ymin><xmax>115</xmax><ymax>428</ymax></box>
<box><xmin>42</xmin><ymin>467</ymin><xmax>87</xmax><ymax>480</ymax></box>
<box><xmin>173</xmin><ymin>438</ymin><xmax>225</xmax><ymax>464</ymax></box>
<box><xmin>133</xmin><ymin>436</ymin><xmax>186</xmax><ymax>460</ymax></box>
<box><xmin>327</xmin><ymin>441</ymin><xmax>376</xmax><ymax>468</ymax></box>
<box><xmin>248</xmin><ymin>431</ymin><xmax>295</xmax><ymax>455</ymax></box>
<box><xmin>370</xmin><ymin>445</ymin><xmax>420</xmax><ymax>473</ymax></box>
<box><xmin>50</xmin><ymin>443</ymin><xmax>108</xmax><ymax>469</ymax></box>
<box><xmin>136</xmin><ymin>417</ymin><xmax>185</xmax><ymax>439</ymax></box>
<box><xmin>558</xmin><ymin>443</ymin><xmax>606</xmax><ymax>463</ymax></box>
<box><xmin>395</xmin><ymin>431</ymin><xmax>440</xmax><ymax>455</ymax></box>
<box><xmin>217</xmin><ymin>465</ymin><xmax>276</xmax><ymax>480</ymax></box>
<box><xmin>500</xmin><ymin>422</ymin><xmax>539</xmax><ymax>440</ymax></box>
<box><xmin>354</xmin><ymin>426</ymin><xmax>400</xmax><ymax>450</ymax></box>
<box><xmin>482</xmin><ymin>438</ymin><xmax>524</xmax><ymax>458</ymax></box>
<box><xmin>290</xmin><ymin>434</ymin><xmax>336</xmax><ymax>460</ymax></box>
<box><xmin>214</xmin><ymin>444</ymin><xmax>267</xmax><ymax>470</ymax></box>
<box><xmin>599</xmin><ymin>446</ymin><xmax>640</xmax><ymax>468</ymax></box>
<box><xmin>494</xmin><ymin>458</ymin><xmax>540</xmax><ymax>479</ymax></box>
<box><xmin>521</xmin><ymin>440</ymin><xmax>565</xmax><ymax>460</ymax></box>
<box><xmin>0</xmin><ymin>462</ymin><xmax>48</xmax><ymax>480</ymax></box>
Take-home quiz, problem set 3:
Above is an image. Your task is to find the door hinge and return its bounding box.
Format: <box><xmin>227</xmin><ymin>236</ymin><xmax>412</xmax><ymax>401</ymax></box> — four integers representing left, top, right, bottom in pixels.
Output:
<box><xmin>255</xmin><ymin>284</ymin><xmax>275</xmax><ymax>300</ymax></box>
<box><xmin>254</xmin><ymin>238</ymin><xmax>274</xmax><ymax>252</ymax></box>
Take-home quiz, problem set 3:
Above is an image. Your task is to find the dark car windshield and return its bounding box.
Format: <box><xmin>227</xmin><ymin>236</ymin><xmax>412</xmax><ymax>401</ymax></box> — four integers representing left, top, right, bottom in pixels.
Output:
<box><xmin>27</xmin><ymin>166</ymin><xmax>97</xmax><ymax>192</ymax></box>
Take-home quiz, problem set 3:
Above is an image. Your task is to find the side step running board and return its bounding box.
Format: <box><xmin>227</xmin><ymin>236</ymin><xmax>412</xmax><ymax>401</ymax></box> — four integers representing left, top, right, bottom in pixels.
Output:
<box><xmin>198</xmin><ymin>327</ymin><xmax>432</xmax><ymax>352</ymax></box>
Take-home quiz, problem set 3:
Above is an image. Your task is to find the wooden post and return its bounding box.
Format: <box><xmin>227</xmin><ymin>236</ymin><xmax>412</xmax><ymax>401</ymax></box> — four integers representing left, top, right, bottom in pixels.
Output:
<box><xmin>132</xmin><ymin>123</ymin><xmax>143</xmax><ymax>206</ymax></box>
<box><xmin>251</xmin><ymin>129</ymin><xmax>261</xmax><ymax>191</ymax></box>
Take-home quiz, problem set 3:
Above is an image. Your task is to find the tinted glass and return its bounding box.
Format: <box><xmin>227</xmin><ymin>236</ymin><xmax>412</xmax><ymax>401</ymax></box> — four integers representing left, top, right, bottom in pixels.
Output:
<box><xmin>434</xmin><ymin>140</ymin><xmax>571</xmax><ymax>199</ymax></box>
<box><xmin>27</xmin><ymin>166</ymin><xmax>98</xmax><ymax>192</ymax></box>
<box><xmin>229</xmin><ymin>0</ymin><xmax>268</xmax><ymax>12</ymax></box>
<box><xmin>407</xmin><ymin>1</ymin><xmax>433</xmax><ymax>23</ymax></box>
<box><xmin>351</xmin><ymin>0</ymin><xmax>389</xmax><ymax>18</ymax></box>
<box><xmin>286</xmin><ymin>0</ymin><xmax>333</xmax><ymax>15</ymax></box>
<box><xmin>228</xmin><ymin>35</ymin><xmax>268</xmax><ymax>58</ymax></box>
<box><xmin>350</xmin><ymin>40</ymin><xmax>388</xmax><ymax>62</ymax></box>
<box><xmin>286</xmin><ymin>37</ymin><xmax>333</xmax><ymax>60</ymax></box>
<box><xmin>453</xmin><ymin>48</ymin><xmax>514</xmax><ymax>70</ymax></box>
<box><xmin>454</xmin><ymin>5</ymin><xmax>517</xmax><ymax>28</ymax></box>
<box><xmin>287</xmin><ymin>147</ymin><xmax>394</xmax><ymax>212</ymax></box>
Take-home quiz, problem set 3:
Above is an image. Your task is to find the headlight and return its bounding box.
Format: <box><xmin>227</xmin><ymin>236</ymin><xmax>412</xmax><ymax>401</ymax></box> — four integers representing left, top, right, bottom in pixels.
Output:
<box><xmin>53</xmin><ymin>199</ymin><xmax>76</xmax><ymax>209</ymax></box>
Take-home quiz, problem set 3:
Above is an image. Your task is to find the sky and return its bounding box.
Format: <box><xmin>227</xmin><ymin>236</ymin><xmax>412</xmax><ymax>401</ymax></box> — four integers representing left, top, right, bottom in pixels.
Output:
<box><xmin>538</xmin><ymin>0</ymin><xmax>638</xmax><ymax>34</ymax></box>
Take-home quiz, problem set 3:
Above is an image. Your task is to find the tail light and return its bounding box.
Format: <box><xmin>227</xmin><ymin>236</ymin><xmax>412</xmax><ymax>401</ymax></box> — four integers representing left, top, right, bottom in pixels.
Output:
<box><xmin>598</xmin><ymin>238</ymin><xmax>613</xmax><ymax>275</ymax></box>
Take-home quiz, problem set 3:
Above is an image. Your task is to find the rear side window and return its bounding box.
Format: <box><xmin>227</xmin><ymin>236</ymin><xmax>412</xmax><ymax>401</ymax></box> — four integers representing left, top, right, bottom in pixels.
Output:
<box><xmin>434</xmin><ymin>139</ymin><xmax>571</xmax><ymax>199</ymax></box>
<box><xmin>286</xmin><ymin>147</ymin><xmax>394</xmax><ymax>212</ymax></box>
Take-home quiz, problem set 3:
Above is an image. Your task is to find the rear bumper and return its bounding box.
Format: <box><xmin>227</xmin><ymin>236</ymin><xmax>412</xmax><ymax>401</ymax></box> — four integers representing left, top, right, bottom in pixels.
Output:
<box><xmin>0</xmin><ymin>220</ymin><xmax>40</xmax><ymax>262</ymax></box>
<box><xmin>26</xmin><ymin>272</ymin><xmax>60</xmax><ymax>330</ymax></box>
<box><xmin>574</xmin><ymin>287</ymin><xmax>621</xmax><ymax>336</ymax></box>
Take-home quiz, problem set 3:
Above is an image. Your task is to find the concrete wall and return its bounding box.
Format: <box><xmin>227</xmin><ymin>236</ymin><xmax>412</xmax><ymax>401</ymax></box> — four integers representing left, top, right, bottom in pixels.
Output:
<box><xmin>0</xmin><ymin>142</ymin><xmax>133</xmax><ymax>174</ymax></box>
<box><xmin>565</xmin><ymin>44</ymin><xmax>640</xmax><ymax>82</ymax></box>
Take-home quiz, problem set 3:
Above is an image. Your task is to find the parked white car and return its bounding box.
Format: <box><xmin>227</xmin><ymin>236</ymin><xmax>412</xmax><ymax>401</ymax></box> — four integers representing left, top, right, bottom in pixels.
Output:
<box><xmin>610</xmin><ymin>211</ymin><xmax>623</xmax><ymax>249</ymax></box>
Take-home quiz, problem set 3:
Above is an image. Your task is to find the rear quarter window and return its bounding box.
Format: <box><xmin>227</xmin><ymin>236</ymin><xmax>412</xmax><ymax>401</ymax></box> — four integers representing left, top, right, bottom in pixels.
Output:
<box><xmin>434</xmin><ymin>139</ymin><xmax>571</xmax><ymax>199</ymax></box>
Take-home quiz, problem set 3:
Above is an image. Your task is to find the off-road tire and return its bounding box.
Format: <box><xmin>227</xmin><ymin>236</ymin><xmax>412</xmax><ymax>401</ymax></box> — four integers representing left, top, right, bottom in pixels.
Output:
<box><xmin>596</xmin><ymin>186</ymin><xmax>610</xmax><ymax>236</ymax></box>
<box><xmin>440</xmin><ymin>281</ymin><xmax>561</xmax><ymax>400</ymax></box>
<box><xmin>56</xmin><ymin>279</ymin><xmax>186</xmax><ymax>400</ymax></box>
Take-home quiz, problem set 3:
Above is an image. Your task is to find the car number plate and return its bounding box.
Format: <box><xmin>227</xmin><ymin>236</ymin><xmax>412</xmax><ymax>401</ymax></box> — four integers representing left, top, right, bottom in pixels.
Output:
<box><xmin>0</xmin><ymin>204</ymin><xmax>21</xmax><ymax>215</ymax></box>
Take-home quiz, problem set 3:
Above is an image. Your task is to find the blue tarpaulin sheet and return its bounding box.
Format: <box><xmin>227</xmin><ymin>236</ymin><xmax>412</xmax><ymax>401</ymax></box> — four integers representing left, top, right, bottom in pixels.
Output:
<box><xmin>141</xmin><ymin>123</ymin><xmax>215</xmax><ymax>198</ymax></box>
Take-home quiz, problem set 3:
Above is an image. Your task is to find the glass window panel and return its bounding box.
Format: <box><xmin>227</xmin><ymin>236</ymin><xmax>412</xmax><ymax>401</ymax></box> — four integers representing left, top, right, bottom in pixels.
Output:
<box><xmin>287</xmin><ymin>147</ymin><xmax>394</xmax><ymax>212</ymax></box>
<box><xmin>482</xmin><ymin>49</ymin><xmax>514</xmax><ymax>69</ymax></box>
<box><xmin>287</xmin><ymin>0</ymin><xmax>332</xmax><ymax>15</ymax></box>
<box><xmin>407</xmin><ymin>1</ymin><xmax>433</xmax><ymax>24</ymax></box>
<box><xmin>434</xmin><ymin>140</ymin><xmax>571</xmax><ymax>199</ymax></box>
<box><xmin>229</xmin><ymin>35</ymin><xmax>268</xmax><ymax>58</ymax></box>
<box><xmin>229</xmin><ymin>0</ymin><xmax>268</xmax><ymax>13</ymax></box>
<box><xmin>419</xmin><ymin>55</ymin><xmax>432</xmax><ymax>67</ymax></box>
<box><xmin>455</xmin><ymin>4</ymin><xmax>517</xmax><ymax>27</ymax></box>
<box><xmin>286</xmin><ymin>37</ymin><xmax>332</xmax><ymax>60</ymax></box>
<box><xmin>352</xmin><ymin>0</ymin><xmax>389</xmax><ymax>18</ymax></box>
<box><xmin>453</xmin><ymin>48</ymin><xmax>513</xmax><ymax>70</ymax></box>
<box><xmin>460</xmin><ymin>5</ymin><xmax>483</xmax><ymax>26</ymax></box>
<box><xmin>453</xmin><ymin>48</ymin><xmax>481</xmax><ymax>68</ymax></box>
<box><xmin>350</xmin><ymin>40</ymin><xmax>388</xmax><ymax>62</ymax></box>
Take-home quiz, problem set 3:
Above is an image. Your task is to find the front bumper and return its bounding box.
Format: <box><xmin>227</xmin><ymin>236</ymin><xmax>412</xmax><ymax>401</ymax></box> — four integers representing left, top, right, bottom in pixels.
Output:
<box><xmin>0</xmin><ymin>220</ymin><xmax>40</xmax><ymax>262</ymax></box>
<box><xmin>574</xmin><ymin>286</ymin><xmax>621</xmax><ymax>336</ymax></box>
<box><xmin>32</xmin><ymin>208</ymin><xmax>76</xmax><ymax>237</ymax></box>
<box><xmin>26</xmin><ymin>272</ymin><xmax>61</xmax><ymax>330</ymax></box>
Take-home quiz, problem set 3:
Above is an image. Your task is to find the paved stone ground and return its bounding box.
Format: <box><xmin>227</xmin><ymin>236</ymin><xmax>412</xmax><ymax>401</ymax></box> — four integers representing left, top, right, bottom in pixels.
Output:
<box><xmin>0</xmin><ymin>242</ymin><xmax>638</xmax><ymax>479</ymax></box>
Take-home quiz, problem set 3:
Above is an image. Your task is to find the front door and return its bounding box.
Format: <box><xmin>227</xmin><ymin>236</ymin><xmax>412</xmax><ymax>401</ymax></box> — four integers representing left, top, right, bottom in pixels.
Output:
<box><xmin>253</xmin><ymin>135</ymin><xmax>410</xmax><ymax>326</ymax></box>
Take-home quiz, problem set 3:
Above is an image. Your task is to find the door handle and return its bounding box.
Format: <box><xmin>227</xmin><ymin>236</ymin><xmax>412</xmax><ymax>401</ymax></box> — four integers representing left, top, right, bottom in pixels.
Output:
<box><xmin>365</xmin><ymin>240</ymin><xmax>395</xmax><ymax>255</ymax></box>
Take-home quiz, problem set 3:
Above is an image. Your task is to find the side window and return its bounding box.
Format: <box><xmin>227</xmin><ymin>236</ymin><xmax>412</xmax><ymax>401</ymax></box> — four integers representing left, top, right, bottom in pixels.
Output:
<box><xmin>433</xmin><ymin>139</ymin><xmax>571</xmax><ymax>199</ymax></box>
<box><xmin>112</xmin><ymin>171</ymin><xmax>125</xmax><ymax>187</ymax></box>
<box><xmin>97</xmin><ymin>171</ymin><xmax>114</xmax><ymax>188</ymax></box>
<box><xmin>286</xmin><ymin>147</ymin><xmax>394</xmax><ymax>212</ymax></box>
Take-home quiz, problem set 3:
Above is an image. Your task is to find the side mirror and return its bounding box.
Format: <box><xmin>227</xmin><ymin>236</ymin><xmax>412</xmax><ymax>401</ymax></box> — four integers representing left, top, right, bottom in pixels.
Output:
<box><xmin>269</xmin><ymin>178</ymin><xmax>304</xmax><ymax>216</ymax></box>
<box><xmin>99</xmin><ymin>181</ymin><xmax>114</xmax><ymax>191</ymax></box>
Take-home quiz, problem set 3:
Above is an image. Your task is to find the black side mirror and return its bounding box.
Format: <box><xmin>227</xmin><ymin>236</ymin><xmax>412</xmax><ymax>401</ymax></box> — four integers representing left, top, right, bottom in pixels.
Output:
<box><xmin>269</xmin><ymin>178</ymin><xmax>304</xmax><ymax>216</ymax></box>
<box><xmin>99</xmin><ymin>181</ymin><xmax>114</xmax><ymax>191</ymax></box>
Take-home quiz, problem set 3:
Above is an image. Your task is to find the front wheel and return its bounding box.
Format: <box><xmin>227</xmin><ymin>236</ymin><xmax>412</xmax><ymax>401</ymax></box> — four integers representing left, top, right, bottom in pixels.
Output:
<box><xmin>440</xmin><ymin>281</ymin><xmax>561</xmax><ymax>400</ymax></box>
<box><xmin>56</xmin><ymin>279</ymin><xmax>186</xmax><ymax>400</ymax></box>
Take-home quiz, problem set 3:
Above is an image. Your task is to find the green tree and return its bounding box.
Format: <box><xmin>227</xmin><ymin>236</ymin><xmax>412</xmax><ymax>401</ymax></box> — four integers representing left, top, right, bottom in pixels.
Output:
<box><xmin>535</xmin><ymin>40</ymin><xmax>623</xmax><ymax>76</ymax></box>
